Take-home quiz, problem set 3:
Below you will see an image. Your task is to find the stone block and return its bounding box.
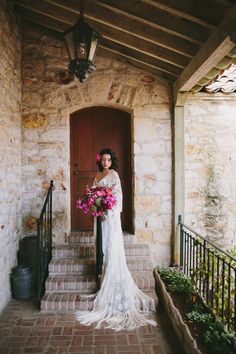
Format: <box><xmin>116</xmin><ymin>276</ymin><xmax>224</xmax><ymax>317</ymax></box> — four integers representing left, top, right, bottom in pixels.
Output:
<box><xmin>135</xmin><ymin>195</ymin><xmax>161</xmax><ymax>214</ymax></box>
<box><xmin>23</xmin><ymin>113</ymin><xmax>47</xmax><ymax>128</ymax></box>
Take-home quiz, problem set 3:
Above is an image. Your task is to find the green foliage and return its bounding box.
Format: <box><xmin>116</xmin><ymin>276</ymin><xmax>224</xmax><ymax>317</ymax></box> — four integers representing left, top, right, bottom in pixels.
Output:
<box><xmin>191</xmin><ymin>302</ymin><xmax>205</xmax><ymax>313</ymax></box>
<box><xmin>203</xmin><ymin>322</ymin><xmax>234</xmax><ymax>354</ymax></box>
<box><xmin>157</xmin><ymin>266</ymin><xmax>194</xmax><ymax>294</ymax></box>
<box><xmin>186</xmin><ymin>304</ymin><xmax>234</xmax><ymax>354</ymax></box>
<box><xmin>186</xmin><ymin>310</ymin><xmax>213</xmax><ymax>324</ymax></box>
<box><xmin>157</xmin><ymin>266</ymin><xmax>235</xmax><ymax>353</ymax></box>
<box><xmin>189</xmin><ymin>244</ymin><xmax>236</xmax><ymax>330</ymax></box>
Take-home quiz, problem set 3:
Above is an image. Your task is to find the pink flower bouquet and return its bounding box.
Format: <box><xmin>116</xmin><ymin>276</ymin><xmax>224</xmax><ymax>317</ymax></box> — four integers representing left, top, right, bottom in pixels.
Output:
<box><xmin>76</xmin><ymin>186</ymin><xmax>117</xmax><ymax>218</ymax></box>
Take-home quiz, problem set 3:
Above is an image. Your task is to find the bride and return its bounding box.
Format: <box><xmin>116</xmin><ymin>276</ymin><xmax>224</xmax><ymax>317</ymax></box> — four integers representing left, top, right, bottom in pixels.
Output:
<box><xmin>76</xmin><ymin>148</ymin><xmax>157</xmax><ymax>331</ymax></box>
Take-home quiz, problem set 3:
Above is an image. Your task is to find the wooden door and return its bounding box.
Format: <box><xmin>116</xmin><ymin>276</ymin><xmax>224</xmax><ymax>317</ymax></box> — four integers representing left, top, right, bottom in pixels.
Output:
<box><xmin>70</xmin><ymin>106</ymin><xmax>132</xmax><ymax>232</ymax></box>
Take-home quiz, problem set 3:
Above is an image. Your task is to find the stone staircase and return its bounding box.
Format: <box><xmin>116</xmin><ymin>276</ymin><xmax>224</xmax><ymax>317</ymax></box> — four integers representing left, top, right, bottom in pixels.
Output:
<box><xmin>41</xmin><ymin>231</ymin><xmax>156</xmax><ymax>311</ymax></box>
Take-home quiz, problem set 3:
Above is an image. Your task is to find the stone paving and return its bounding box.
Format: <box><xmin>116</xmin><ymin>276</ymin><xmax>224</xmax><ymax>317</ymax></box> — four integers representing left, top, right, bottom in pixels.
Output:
<box><xmin>0</xmin><ymin>299</ymin><xmax>185</xmax><ymax>354</ymax></box>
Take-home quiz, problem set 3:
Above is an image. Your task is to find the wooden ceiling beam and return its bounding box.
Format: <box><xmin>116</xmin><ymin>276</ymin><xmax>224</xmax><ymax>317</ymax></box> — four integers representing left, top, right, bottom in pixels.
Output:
<box><xmin>44</xmin><ymin>0</ymin><xmax>199</xmax><ymax>56</ymax></box>
<box><xmin>97</xmin><ymin>47</ymin><xmax>176</xmax><ymax>82</ymax></box>
<box><xmin>12</xmin><ymin>4</ymin><xmax>68</xmax><ymax>32</ymax></box>
<box><xmin>12</xmin><ymin>0</ymin><xmax>73</xmax><ymax>27</ymax></box>
<box><xmin>100</xmin><ymin>40</ymin><xmax>182</xmax><ymax>77</ymax></box>
<box><xmin>174</xmin><ymin>4</ymin><xmax>236</xmax><ymax>95</ymax></box>
<box><xmin>95</xmin><ymin>0</ymin><xmax>210</xmax><ymax>43</ymax></box>
<box><xmin>141</xmin><ymin>0</ymin><xmax>227</xmax><ymax>28</ymax></box>
<box><xmin>90</xmin><ymin>21</ymin><xmax>189</xmax><ymax>68</ymax></box>
<box><xmin>12</xmin><ymin>1</ymin><xmax>190</xmax><ymax>69</ymax></box>
<box><xmin>12</xmin><ymin>3</ymin><xmax>179</xmax><ymax>80</ymax></box>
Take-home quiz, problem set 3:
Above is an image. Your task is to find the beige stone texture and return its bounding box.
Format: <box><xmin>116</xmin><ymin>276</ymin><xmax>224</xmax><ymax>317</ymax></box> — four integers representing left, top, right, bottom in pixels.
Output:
<box><xmin>136</xmin><ymin>229</ymin><xmax>153</xmax><ymax>243</ymax></box>
<box><xmin>185</xmin><ymin>95</ymin><xmax>236</xmax><ymax>250</ymax></box>
<box><xmin>0</xmin><ymin>0</ymin><xmax>21</xmax><ymax>313</ymax></box>
<box><xmin>23</xmin><ymin>113</ymin><xmax>47</xmax><ymax>128</ymax></box>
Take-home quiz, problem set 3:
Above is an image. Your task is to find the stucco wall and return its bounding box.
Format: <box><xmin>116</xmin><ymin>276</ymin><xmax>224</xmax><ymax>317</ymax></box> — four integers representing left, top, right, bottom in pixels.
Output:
<box><xmin>21</xmin><ymin>23</ymin><xmax>172</xmax><ymax>265</ymax></box>
<box><xmin>185</xmin><ymin>94</ymin><xmax>236</xmax><ymax>250</ymax></box>
<box><xmin>0</xmin><ymin>1</ymin><xmax>21</xmax><ymax>312</ymax></box>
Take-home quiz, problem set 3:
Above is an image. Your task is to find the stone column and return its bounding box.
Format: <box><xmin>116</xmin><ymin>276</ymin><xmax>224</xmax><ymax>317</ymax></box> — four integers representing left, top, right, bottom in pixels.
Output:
<box><xmin>172</xmin><ymin>93</ymin><xmax>187</xmax><ymax>265</ymax></box>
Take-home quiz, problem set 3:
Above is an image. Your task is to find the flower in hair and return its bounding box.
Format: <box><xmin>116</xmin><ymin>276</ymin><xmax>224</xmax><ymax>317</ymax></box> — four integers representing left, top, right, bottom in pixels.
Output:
<box><xmin>96</xmin><ymin>153</ymin><xmax>101</xmax><ymax>162</ymax></box>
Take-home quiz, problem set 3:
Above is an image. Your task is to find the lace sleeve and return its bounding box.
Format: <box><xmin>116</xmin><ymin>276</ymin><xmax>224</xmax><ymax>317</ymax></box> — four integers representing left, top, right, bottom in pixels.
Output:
<box><xmin>110</xmin><ymin>170</ymin><xmax>123</xmax><ymax>212</ymax></box>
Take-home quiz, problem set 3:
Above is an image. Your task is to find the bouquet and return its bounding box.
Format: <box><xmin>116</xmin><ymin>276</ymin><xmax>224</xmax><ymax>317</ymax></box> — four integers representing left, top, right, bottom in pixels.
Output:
<box><xmin>76</xmin><ymin>185</ymin><xmax>117</xmax><ymax>218</ymax></box>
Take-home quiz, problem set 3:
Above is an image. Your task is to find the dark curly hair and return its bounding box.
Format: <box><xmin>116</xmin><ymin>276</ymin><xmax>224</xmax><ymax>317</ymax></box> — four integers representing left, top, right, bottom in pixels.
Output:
<box><xmin>97</xmin><ymin>148</ymin><xmax>118</xmax><ymax>172</ymax></box>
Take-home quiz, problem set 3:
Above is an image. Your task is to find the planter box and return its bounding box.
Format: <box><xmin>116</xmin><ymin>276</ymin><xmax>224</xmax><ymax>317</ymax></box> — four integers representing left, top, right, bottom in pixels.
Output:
<box><xmin>154</xmin><ymin>269</ymin><xmax>202</xmax><ymax>354</ymax></box>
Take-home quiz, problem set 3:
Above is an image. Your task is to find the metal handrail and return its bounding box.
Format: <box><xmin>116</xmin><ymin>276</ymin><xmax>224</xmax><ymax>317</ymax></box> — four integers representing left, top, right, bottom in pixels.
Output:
<box><xmin>178</xmin><ymin>215</ymin><xmax>236</xmax><ymax>333</ymax></box>
<box><xmin>37</xmin><ymin>180</ymin><xmax>54</xmax><ymax>300</ymax></box>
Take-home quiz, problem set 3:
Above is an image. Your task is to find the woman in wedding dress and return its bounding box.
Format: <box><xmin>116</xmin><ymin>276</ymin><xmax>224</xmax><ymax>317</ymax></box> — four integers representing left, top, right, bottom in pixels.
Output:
<box><xmin>76</xmin><ymin>148</ymin><xmax>157</xmax><ymax>331</ymax></box>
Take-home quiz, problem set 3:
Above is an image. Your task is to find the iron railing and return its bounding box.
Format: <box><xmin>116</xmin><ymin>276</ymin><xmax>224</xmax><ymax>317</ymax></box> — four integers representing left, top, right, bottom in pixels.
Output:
<box><xmin>37</xmin><ymin>180</ymin><xmax>54</xmax><ymax>300</ymax></box>
<box><xmin>179</xmin><ymin>216</ymin><xmax>236</xmax><ymax>333</ymax></box>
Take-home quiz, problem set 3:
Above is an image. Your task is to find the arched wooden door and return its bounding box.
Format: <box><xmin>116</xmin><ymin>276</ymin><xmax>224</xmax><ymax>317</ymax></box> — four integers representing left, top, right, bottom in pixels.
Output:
<box><xmin>70</xmin><ymin>106</ymin><xmax>133</xmax><ymax>232</ymax></box>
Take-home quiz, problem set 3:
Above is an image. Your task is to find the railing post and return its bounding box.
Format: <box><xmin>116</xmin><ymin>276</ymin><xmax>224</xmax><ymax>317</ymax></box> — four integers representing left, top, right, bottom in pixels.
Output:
<box><xmin>37</xmin><ymin>218</ymin><xmax>41</xmax><ymax>300</ymax></box>
<box><xmin>178</xmin><ymin>215</ymin><xmax>184</xmax><ymax>267</ymax></box>
<box><xmin>37</xmin><ymin>180</ymin><xmax>54</xmax><ymax>301</ymax></box>
<box><xmin>49</xmin><ymin>180</ymin><xmax>53</xmax><ymax>260</ymax></box>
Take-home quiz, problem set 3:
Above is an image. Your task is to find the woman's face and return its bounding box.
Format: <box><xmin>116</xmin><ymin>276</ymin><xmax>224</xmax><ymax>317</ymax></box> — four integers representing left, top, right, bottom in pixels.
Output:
<box><xmin>101</xmin><ymin>154</ymin><xmax>112</xmax><ymax>171</ymax></box>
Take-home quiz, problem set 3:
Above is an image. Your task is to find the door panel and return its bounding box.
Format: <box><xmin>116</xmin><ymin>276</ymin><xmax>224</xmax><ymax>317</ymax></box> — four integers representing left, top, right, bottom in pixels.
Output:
<box><xmin>70</xmin><ymin>106</ymin><xmax>132</xmax><ymax>231</ymax></box>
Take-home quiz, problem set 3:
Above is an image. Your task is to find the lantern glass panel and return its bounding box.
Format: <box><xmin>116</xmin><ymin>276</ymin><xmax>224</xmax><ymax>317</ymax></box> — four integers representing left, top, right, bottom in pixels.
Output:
<box><xmin>64</xmin><ymin>30</ymin><xmax>76</xmax><ymax>61</ymax></box>
<box><xmin>88</xmin><ymin>33</ymin><xmax>98</xmax><ymax>61</ymax></box>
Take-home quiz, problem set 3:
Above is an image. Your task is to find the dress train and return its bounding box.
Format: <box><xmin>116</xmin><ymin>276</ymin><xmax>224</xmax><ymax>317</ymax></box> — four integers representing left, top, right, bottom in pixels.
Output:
<box><xmin>76</xmin><ymin>211</ymin><xmax>157</xmax><ymax>331</ymax></box>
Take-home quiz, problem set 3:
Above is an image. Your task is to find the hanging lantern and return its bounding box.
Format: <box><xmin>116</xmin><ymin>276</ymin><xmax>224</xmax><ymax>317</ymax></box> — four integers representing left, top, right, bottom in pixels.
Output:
<box><xmin>63</xmin><ymin>1</ymin><xmax>101</xmax><ymax>83</ymax></box>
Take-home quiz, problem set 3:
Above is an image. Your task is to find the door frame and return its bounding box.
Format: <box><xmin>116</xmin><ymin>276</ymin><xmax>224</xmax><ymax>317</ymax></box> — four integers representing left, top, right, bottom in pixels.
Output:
<box><xmin>69</xmin><ymin>105</ymin><xmax>135</xmax><ymax>234</ymax></box>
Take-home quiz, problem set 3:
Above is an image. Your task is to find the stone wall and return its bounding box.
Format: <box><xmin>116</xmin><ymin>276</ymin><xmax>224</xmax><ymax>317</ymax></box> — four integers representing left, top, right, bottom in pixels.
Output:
<box><xmin>21</xmin><ymin>23</ymin><xmax>172</xmax><ymax>265</ymax></box>
<box><xmin>0</xmin><ymin>1</ymin><xmax>21</xmax><ymax>312</ymax></box>
<box><xmin>185</xmin><ymin>94</ymin><xmax>236</xmax><ymax>250</ymax></box>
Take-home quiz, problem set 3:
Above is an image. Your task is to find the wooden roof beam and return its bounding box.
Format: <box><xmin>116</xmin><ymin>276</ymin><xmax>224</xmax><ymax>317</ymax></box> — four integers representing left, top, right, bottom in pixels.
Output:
<box><xmin>12</xmin><ymin>0</ymin><xmax>200</xmax><ymax>57</ymax></box>
<box><xmin>12</xmin><ymin>4</ymin><xmax>69</xmax><ymax>32</ymax></box>
<box><xmin>97</xmin><ymin>47</ymin><xmax>176</xmax><ymax>82</ymax></box>
<box><xmin>44</xmin><ymin>0</ymin><xmax>202</xmax><ymax>53</ymax></box>
<box><xmin>12</xmin><ymin>1</ymin><xmax>190</xmax><ymax>69</ymax></box>
<box><xmin>100</xmin><ymin>40</ymin><xmax>181</xmax><ymax>77</ymax></box>
<box><xmin>173</xmin><ymin>4</ymin><xmax>236</xmax><ymax>96</ymax></box>
<box><xmin>13</xmin><ymin>5</ymin><xmax>177</xmax><ymax>81</ymax></box>
<box><xmin>96</xmin><ymin>0</ymin><xmax>210</xmax><ymax>43</ymax></box>
<box><xmin>142</xmin><ymin>0</ymin><xmax>228</xmax><ymax>28</ymax></box>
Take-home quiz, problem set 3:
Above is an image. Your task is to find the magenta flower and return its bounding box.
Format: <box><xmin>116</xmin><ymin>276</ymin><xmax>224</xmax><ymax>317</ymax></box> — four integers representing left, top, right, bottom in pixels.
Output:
<box><xmin>96</xmin><ymin>153</ymin><xmax>101</xmax><ymax>162</ymax></box>
<box><xmin>76</xmin><ymin>185</ymin><xmax>117</xmax><ymax>219</ymax></box>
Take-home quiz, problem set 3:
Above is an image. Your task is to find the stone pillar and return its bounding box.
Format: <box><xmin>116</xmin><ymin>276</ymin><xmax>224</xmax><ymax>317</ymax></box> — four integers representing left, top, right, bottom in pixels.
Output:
<box><xmin>173</xmin><ymin>93</ymin><xmax>187</xmax><ymax>265</ymax></box>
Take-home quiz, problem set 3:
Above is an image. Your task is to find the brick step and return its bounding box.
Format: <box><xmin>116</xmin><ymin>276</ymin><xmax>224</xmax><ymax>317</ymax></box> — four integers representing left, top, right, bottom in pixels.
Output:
<box><xmin>52</xmin><ymin>243</ymin><xmax>150</xmax><ymax>258</ymax></box>
<box><xmin>45</xmin><ymin>274</ymin><xmax>97</xmax><ymax>293</ymax></box>
<box><xmin>40</xmin><ymin>292</ymin><xmax>94</xmax><ymax>311</ymax></box>
<box><xmin>41</xmin><ymin>290</ymin><xmax>158</xmax><ymax>312</ymax></box>
<box><xmin>45</xmin><ymin>271</ymin><xmax>155</xmax><ymax>293</ymax></box>
<box><xmin>69</xmin><ymin>231</ymin><xmax>136</xmax><ymax>244</ymax></box>
<box><xmin>49</xmin><ymin>257</ymin><xmax>153</xmax><ymax>275</ymax></box>
<box><xmin>49</xmin><ymin>257</ymin><xmax>95</xmax><ymax>275</ymax></box>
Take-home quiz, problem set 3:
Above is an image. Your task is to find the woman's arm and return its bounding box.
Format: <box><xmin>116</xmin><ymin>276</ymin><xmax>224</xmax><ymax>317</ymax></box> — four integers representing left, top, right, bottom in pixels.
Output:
<box><xmin>110</xmin><ymin>170</ymin><xmax>123</xmax><ymax>212</ymax></box>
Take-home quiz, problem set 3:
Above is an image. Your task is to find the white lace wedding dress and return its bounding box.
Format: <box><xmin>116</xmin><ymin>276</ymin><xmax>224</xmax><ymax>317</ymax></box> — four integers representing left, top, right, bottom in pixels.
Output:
<box><xmin>76</xmin><ymin>169</ymin><xmax>157</xmax><ymax>331</ymax></box>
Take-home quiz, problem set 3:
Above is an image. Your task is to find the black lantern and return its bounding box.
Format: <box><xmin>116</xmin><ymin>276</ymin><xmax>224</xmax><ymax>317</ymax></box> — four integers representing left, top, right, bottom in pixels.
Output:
<box><xmin>63</xmin><ymin>1</ymin><xmax>101</xmax><ymax>83</ymax></box>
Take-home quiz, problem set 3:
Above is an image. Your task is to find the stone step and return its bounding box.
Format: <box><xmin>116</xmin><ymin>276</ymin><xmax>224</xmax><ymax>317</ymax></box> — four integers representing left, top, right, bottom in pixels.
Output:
<box><xmin>49</xmin><ymin>257</ymin><xmax>153</xmax><ymax>275</ymax></box>
<box><xmin>52</xmin><ymin>243</ymin><xmax>150</xmax><ymax>258</ymax></box>
<box><xmin>69</xmin><ymin>231</ymin><xmax>136</xmax><ymax>244</ymax></box>
<box><xmin>41</xmin><ymin>290</ymin><xmax>158</xmax><ymax>312</ymax></box>
<box><xmin>45</xmin><ymin>271</ymin><xmax>155</xmax><ymax>293</ymax></box>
